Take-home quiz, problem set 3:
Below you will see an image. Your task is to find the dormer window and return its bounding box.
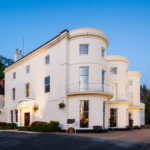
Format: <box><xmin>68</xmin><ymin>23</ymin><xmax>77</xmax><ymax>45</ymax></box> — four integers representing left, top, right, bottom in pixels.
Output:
<box><xmin>13</xmin><ymin>72</ymin><xmax>16</xmax><ymax>79</ymax></box>
<box><xmin>79</xmin><ymin>45</ymin><xmax>88</xmax><ymax>54</ymax></box>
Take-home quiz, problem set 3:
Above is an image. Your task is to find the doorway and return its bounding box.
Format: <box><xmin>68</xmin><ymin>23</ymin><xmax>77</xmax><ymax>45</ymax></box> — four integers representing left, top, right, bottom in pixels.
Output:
<box><xmin>24</xmin><ymin>113</ymin><xmax>30</xmax><ymax>126</ymax></box>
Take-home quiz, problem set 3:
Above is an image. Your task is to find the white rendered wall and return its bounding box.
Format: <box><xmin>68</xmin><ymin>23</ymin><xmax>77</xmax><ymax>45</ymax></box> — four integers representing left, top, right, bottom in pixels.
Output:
<box><xmin>129</xmin><ymin>109</ymin><xmax>140</xmax><ymax>126</ymax></box>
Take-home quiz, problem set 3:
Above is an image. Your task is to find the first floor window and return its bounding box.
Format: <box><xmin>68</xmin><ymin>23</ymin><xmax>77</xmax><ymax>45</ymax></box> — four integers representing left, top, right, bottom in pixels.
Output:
<box><xmin>102</xmin><ymin>49</ymin><xmax>104</xmax><ymax>57</ymax></box>
<box><xmin>80</xmin><ymin>101</ymin><xmax>89</xmax><ymax>128</ymax></box>
<box><xmin>11</xmin><ymin>110</ymin><xmax>13</xmax><ymax>122</ymax></box>
<box><xmin>79</xmin><ymin>45</ymin><xmax>88</xmax><ymax>54</ymax></box>
<box><xmin>15</xmin><ymin>110</ymin><xmax>18</xmax><ymax>122</ymax></box>
<box><xmin>26</xmin><ymin>66</ymin><xmax>30</xmax><ymax>73</ymax></box>
<box><xmin>13</xmin><ymin>72</ymin><xmax>16</xmax><ymax>79</ymax></box>
<box><xmin>110</xmin><ymin>68</ymin><xmax>117</xmax><ymax>74</ymax></box>
<box><xmin>45</xmin><ymin>76</ymin><xmax>50</xmax><ymax>93</ymax></box>
<box><xmin>12</xmin><ymin>88</ymin><xmax>15</xmax><ymax>100</ymax></box>
<box><xmin>45</xmin><ymin>55</ymin><xmax>50</xmax><ymax>65</ymax></box>
<box><xmin>26</xmin><ymin>83</ymin><xmax>30</xmax><ymax>97</ymax></box>
<box><xmin>128</xmin><ymin>80</ymin><xmax>132</xmax><ymax>86</ymax></box>
<box><xmin>110</xmin><ymin>83</ymin><xmax>117</xmax><ymax>101</ymax></box>
<box><xmin>110</xmin><ymin>108</ymin><xmax>117</xmax><ymax>127</ymax></box>
<box><xmin>128</xmin><ymin>93</ymin><xmax>133</xmax><ymax>100</ymax></box>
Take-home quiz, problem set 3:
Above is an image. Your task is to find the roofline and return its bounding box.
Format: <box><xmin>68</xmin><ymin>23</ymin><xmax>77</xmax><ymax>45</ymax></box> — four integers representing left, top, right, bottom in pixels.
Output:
<box><xmin>5</xmin><ymin>29</ymin><xmax>69</xmax><ymax>71</ymax></box>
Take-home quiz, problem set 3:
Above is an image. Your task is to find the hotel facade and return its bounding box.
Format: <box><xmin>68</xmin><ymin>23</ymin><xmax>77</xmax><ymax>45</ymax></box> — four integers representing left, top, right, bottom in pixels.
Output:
<box><xmin>0</xmin><ymin>28</ymin><xmax>145</xmax><ymax>130</ymax></box>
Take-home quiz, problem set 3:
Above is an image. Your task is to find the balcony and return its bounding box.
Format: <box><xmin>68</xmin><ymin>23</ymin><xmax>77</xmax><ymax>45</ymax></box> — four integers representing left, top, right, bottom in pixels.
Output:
<box><xmin>108</xmin><ymin>93</ymin><xmax>133</xmax><ymax>105</ymax></box>
<box><xmin>129</xmin><ymin>102</ymin><xmax>145</xmax><ymax>109</ymax></box>
<box><xmin>66</xmin><ymin>83</ymin><xmax>114</xmax><ymax>99</ymax></box>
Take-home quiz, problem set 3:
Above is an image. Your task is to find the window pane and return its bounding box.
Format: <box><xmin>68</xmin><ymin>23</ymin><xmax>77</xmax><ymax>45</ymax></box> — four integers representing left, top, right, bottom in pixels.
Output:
<box><xmin>79</xmin><ymin>68</ymin><xmax>89</xmax><ymax>75</ymax></box>
<box><xmin>45</xmin><ymin>77</ymin><xmax>50</xmax><ymax>85</ymax></box>
<box><xmin>79</xmin><ymin>45</ymin><xmax>88</xmax><ymax>54</ymax></box>
<box><xmin>46</xmin><ymin>56</ymin><xmax>49</xmax><ymax>64</ymax></box>
<box><xmin>110</xmin><ymin>68</ymin><xmax>117</xmax><ymax>74</ymax></box>
<box><xmin>102</xmin><ymin>71</ymin><xmax>104</xmax><ymax>78</ymax></box>
<box><xmin>80</xmin><ymin>112</ymin><xmax>89</xmax><ymax>128</ymax></box>
<box><xmin>45</xmin><ymin>85</ymin><xmax>50</xmax><ymax>93</ymax></box>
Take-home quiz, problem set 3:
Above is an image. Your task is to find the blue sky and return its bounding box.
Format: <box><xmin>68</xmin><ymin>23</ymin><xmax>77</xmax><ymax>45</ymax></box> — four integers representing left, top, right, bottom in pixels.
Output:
<box><xmin>0</xmin><ymin>0</ymin><xmax>150</xmax><ymax>87</ymax></box>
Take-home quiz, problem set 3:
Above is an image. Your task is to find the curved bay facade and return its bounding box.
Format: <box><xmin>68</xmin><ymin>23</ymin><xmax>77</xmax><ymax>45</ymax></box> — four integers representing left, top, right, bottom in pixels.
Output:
<box><xmin>0</xmin><ymin>28</ymin><xmax>145</xmax><ymax>130</ymax></box>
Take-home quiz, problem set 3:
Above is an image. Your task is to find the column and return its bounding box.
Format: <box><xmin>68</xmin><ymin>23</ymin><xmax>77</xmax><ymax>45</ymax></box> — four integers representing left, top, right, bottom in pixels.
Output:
<box><xmin>30</xmin><ymin>106</ymin><xmax>32</xmax><ymax>123</ymax></box>
<box><xmin>18</xmin><ymin>107</ymin><xmax>20</xmax><ymax>126</ymax></box>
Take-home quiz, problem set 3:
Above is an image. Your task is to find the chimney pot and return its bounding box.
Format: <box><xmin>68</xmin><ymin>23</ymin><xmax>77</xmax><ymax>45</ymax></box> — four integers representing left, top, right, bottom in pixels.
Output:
<box><xmin>20</xmin><ymin>50</ymin><xmax>22</xmax><ymax>54</ymax></box>
<box><xmin>16</xmin><ymin>49</ymin><xmax>18</xmax><ymax>53</ymax></box>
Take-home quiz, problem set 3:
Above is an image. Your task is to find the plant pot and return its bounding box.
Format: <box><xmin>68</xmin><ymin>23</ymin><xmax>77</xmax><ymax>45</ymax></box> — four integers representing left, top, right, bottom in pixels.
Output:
<box><xmin>69</xmin><ymin>128</ymin><xmax>74</xmax><ymax>133</ymax></box>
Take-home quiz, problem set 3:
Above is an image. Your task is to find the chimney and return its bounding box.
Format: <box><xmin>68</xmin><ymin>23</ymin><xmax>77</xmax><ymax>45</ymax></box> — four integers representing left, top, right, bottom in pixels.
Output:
<box><xmin>15</xmin><ymin>48</ymin><xmax>23</xmax><ymax>61</ymax></box>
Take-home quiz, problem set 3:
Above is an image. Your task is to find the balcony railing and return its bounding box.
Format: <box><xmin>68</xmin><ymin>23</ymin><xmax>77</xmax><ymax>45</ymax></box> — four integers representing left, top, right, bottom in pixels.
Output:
<box><xmin>66</xmin><ymin>83</ymin><xmax>114</xmax><ymax>95</ymax></box>
<box><xmin>110</xmin><ymin>93</ymin><xmax>133</xmax><ymax>103</ymax></box>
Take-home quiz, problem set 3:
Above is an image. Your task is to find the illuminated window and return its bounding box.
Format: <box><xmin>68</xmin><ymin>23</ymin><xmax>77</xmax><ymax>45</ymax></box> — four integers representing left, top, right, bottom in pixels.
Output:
<box><xmin>45</xmin><ymin>76</ymin><xmax>50</xmax><ymax>93</ymax></box>
<box><xmin>26</xmin><ymin>83</ymin><xmax>30</xmax><ymax>97</ymax></box>
<box><xmin>102</xmin><ymin>49</ymin><xmax>104</xmax><ymax>57</ymax></box>
<box><xmin>45</xmin><ymin>55</ymin><xmax>50</xmax><ymax>65</ymax></box>
<box><xmin>3</xmin><ymin>96</ymin><xmax>5</xmax><ymax>106</ymax></box>
<box><xmin>11</xmin><ymin>110</ymin><xmax>13</xmax><ymax>122</ymax></box>
<box><xmin>110</xmin><ymin>68</ymin><xmax>117</xmax><ymax>74</ymax></box>
<box><xmin>12</xmin><ymin>88</ymin><xmax>15</xmax><ymax>100</ymax></box>
<box><xmin>110</xmin><ymin>108</ymin><xmax>117</xmax><ymax>127</ymax></box>
<box><xmin>80</xmin><ymin>101</ymin><xmax>89</xmax><ymax>128</ymax></box>
<box><xmin>13</xmin><ymin>72</ymin><xmax>16</xmax><ymax>79</ymax></box>
<box><xmin>26</xmin><ymin>66</ymin><xmax>30</xmax><ymax>73</ymax></box>
<box><xmin>128</xmin><ymin>80</ymin><xmax>132</xmax><ymax>86</ymax></box>
<box><xmin>79</xmin><ymin>45</ymin><xmax>88</xmax><ymax>54</ymax></box>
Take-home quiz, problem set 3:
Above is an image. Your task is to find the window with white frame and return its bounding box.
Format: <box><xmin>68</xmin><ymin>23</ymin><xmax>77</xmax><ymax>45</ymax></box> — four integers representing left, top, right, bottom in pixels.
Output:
<box><xmin>128</xmin><ymin>80</ymin><xmax>132</xmax><ymax>86</ymax></box>
<box><xmin>26</xmin><ymin>83</ymin><xmax>30</xmax><ymax>97</ymax></box>
<box><xmin>102</xmin><ymin>49</ymin><xmax>105</xmax><ymax>57</ymax></box>
<box><xmin>110</xmin><ymin>68</ymin><xmax>117</xmax><ymax>74</ymax></box>
<box><xmin>11</xmin><ymin>110</ymin><xmax>13</xmax><ymax>122</ymax></box>
<box><xmin>13</xmin><ymin>72</ymin><xmax>16</xmax><ymax>79</ymax></box>
<box><xmin>15</xmin><ymin>109</ymin><xmax>18</xmax><ymax>122</ymax></box>
<box><xmin>128</xmin><ymin>93</ymin><xmax>133</xmax><ymax>100</ymax></box>
<box><xmin>45</xmin><ymin>55</ymin><xmax>50</xmax><ymax>65</ymax></box>
<box><xmin>45</xmin><ymin>76</ymin><xmax>50</xmax><ymax>93</ymax></box>
<box><xmin>79</xmin><ymin>45</ymin><xmax>88</xmax><ymax>54</ymax></box>
<box><xmin>26</xmin><ymin>66</ymin><xmax>30</xmax><ymax>73</ymax></box>
<box><xmin>12</xmin><ymin>88</ymin><xmax>15</xmax><ymax>100</ymax></box>
<box><xmin>103</xmin><ymin>102</ymin><xmax>106</xmax><ymax>128</ymax></box>
<box><xmin>110</xmin><ymin>108</ymin><xmax>117</xmax><ymax>127</ymax></box>
<box><xmin>80</xmin><ymin>101</ymin><xmax>89</xmax><ymax>128</ymax></box>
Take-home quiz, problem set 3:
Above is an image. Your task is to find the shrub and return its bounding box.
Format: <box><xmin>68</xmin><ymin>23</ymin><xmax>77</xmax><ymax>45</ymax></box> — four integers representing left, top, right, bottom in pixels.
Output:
<box><xmin>31</xmin><ymin>121</ymin><xmax>59</xmax><ymax>132</ymax></box>
<box><xmin>31</xmin><ymin>121</ymin><xmax>42</xmax><ymax>128</ymax></box>
<box><xmin>4</xmin><ymin>126</ymin><xmax>12</xmax><ymax>129</ymax></box>
<box><xmin>0</xmin><ymin>122</ymin><xmax>7</xmax><ymax>126</ymax></box>
<box><xmin>0</xmin><ymin>126</ymin><xmax>5</xmax><ymax>129</ymax></box>
<box><xmin>18</xmin><ymin>126</ymin><xmax>30</xmax><ymax>131</ymax></box>
<box><xmin>7</xmin><ymin>122</ymin><xmax>17</xmax><ymax>129</ymax></box>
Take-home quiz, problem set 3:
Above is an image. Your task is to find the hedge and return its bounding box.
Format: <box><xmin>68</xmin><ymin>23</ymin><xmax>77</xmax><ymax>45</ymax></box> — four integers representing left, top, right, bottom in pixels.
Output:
<box><xmin>0</xmin><ymin>122</ymin><xmax>7</xmax><ymax>126</ymax></box>
<box><xmin>0</xmin><ymin>126</ymin><xmax>12</xmax><ymax>129</ymax></box>
<box><xmin>31</xmin><ymin>121</ymin><xmax>59</xmax><ymax>132</ymax></box>
<box><xmin>18</xmin><ymin>126</ymin><xmax>30</xmax><ymax>131</ymax></box>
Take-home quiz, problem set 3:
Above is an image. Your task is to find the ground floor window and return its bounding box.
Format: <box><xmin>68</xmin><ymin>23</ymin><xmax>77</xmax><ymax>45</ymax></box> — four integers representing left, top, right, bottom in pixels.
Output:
<box><xmin>103</xmin><ymin>102</ymin><xmax>106</xmax><ymax>128</ymax></box>
<box><xmin>110</xmin><ymin>108</ymin><xmax>117</xmax><ymax>127</ymax></box>
<box><xmin>11</xmin><ymin>110</ymin><xmax>13</xmax><ymax>122</ymax></box>
<box><xmin>15</xmin><ymin>109</ymin><xmax>18</xmax><ymax>122</ymax></box>
<box><xmin>80</xmin><ymin>101</ymin><xmax>89</xmax><ymax>128</ymax></box>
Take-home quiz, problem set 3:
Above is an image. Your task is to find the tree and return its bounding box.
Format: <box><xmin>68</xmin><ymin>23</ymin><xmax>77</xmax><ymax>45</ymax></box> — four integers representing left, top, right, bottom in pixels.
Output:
<box><xmin>140</xmin><ymin>85</ymin><xmax>150</xmax><ymax>124</ymax></box>
<box><xmin>0</xmin><ymin>55</ymin><xmax>14</xmax><ymax>80</ymax></box>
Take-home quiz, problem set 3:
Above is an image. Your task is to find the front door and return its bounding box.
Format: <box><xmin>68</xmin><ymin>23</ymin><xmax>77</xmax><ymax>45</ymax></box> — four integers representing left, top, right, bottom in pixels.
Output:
<box><xmin>24</xmin><ymin>113</ymin><xmax>30</xmax><ymax>126</ymax></box>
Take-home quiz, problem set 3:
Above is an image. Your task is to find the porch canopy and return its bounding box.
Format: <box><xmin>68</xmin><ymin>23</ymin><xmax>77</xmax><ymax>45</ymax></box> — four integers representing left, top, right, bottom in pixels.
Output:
<box><xmin>16</xmin><ymin>98</ymin><xmax>36</xmax><ymax>107</ymax></box>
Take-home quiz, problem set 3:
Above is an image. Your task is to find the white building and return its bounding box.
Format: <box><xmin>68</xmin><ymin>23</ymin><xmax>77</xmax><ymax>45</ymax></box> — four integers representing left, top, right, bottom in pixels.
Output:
<box><xmin>0</xmin><ymin>28</ymin><xmax>145</xmax><ymax>130</ymax></box>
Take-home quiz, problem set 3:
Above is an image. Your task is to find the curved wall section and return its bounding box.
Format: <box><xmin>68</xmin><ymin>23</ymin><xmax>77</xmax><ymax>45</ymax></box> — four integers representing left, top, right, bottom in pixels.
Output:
<box><xmin>106</xmin><ymin>56</ymin><xmax>130</xmax><ymax>101</ymax></box>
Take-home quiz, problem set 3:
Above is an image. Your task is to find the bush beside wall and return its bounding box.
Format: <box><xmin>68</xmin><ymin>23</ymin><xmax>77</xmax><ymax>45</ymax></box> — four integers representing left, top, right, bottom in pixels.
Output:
<box><xmin>18</xmin><ymin>127</ymin><xmax>30</xmax><ymax>131</ymax></box>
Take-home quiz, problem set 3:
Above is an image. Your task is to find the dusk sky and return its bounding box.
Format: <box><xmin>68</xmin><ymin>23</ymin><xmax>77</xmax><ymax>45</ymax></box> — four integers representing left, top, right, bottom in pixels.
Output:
<box><xmin>0</xmin><ymin>0</ymin><xmax>150</xmax><ymax>87</ymax></box>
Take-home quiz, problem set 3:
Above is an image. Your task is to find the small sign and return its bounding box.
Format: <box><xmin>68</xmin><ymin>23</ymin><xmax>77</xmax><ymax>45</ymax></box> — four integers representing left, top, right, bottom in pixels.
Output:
<box><xmin>67</xmin><ymin>119</ymin><xmax>75</xmax><ymax>124</ymax></box>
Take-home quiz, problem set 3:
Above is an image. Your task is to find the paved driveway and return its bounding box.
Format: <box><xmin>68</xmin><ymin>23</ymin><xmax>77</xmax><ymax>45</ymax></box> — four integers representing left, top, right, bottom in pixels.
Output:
<box><xmin>0</xmin><ymin>132</ymin><xmax>149</xmax><ymax>150</ymax></box>
<box><xmin>56</xmin><ymin>129</ymin><xmax>150</xmax><ymax>144</ymax></box>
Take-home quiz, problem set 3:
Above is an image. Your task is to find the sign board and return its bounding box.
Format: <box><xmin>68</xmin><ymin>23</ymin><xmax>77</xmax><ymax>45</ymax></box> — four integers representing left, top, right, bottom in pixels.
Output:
<box><xmin>66</xmin><ymin>118</ymin><xmax>76</xmax><ymax>134</ymax></box>
<box><xmin>67</xmin><ymin>119</ymin><xmax>75</xmax><ymax>124</ymax></box>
